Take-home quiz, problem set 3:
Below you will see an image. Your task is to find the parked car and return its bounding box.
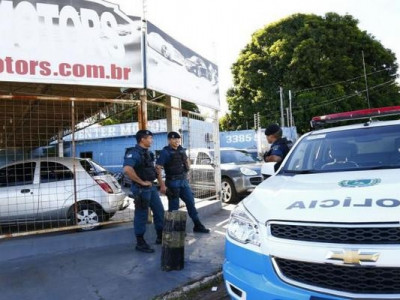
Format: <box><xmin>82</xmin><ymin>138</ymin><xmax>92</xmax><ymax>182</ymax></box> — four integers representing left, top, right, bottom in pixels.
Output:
<box><xmin>0</xmin><ymin>158</ymin><xmax>128</xmax><ymax>231</ymax></box>
<box><xmin>244</xmin><ymin>148</ymin><xmax>262</xmax><ymax>161</ymax></box>
<box><xmin>188</xmin><ymin>148</ymin><xmax>263</xmax><ymax>203</ymax></box>
<box><xmin>147</xmin><ymin>32</ymin><xmax>185</xmax><ymax>65</ymax></box>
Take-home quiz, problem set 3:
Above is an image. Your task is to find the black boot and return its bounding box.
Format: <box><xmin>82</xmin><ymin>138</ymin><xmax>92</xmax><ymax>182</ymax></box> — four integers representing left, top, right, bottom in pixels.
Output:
<box><xmin>136</xmin><ymin>235</ymin><xmax>155</xmax><ymax>253</ymax></box>
<box><xmin>193</xmin><ymin>220</ymin><xmax>210</xmax><ymax>233</ymax></box>
<box><xmin>156</xmin><ymin>230</ymin><xmax>163</xmax><ymax>244</ymax></box>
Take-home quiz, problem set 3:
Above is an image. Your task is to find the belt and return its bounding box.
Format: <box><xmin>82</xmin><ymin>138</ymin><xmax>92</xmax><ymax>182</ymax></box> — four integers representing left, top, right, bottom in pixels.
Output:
<box><xmin>166</xmin><ymin>174</ymin><xmax>185</xmax><ymax>181</ymax></box>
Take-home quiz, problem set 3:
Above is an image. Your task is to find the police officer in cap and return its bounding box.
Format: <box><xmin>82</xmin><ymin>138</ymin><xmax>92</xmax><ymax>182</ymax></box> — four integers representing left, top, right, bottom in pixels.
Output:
<box><xmin>123</xmin><ymin>130</ymin><xmax>165</xmax><ymax>253</ymax></box>
<box><xmin>263</xmin><ymin>124</ymin><xmax>293</xmax><ymax>170</ymax></box>
<box><xmin>156</xmin><ymin>131</ymin><xmax>210</xmax><ymax>233</ymax></box>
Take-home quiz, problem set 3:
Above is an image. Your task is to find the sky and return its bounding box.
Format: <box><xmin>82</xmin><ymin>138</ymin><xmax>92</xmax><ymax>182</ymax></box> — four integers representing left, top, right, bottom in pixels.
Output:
<box><xmin>118</xmin><ymin>0</ymin><xmax>400</xmax><ymax>115</ymax></box>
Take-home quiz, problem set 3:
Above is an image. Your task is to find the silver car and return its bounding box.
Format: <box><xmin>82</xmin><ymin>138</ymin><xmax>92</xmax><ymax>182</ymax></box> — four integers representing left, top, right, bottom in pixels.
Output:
<box><xmin>189</xmin><ymin>148</ymin><xmax>263</xmax><ymax>203</ymax></box>
<box><xmin>0</xmin><ymin>157</ymin><xmax>128</xmax><ymax>231</ymax></box>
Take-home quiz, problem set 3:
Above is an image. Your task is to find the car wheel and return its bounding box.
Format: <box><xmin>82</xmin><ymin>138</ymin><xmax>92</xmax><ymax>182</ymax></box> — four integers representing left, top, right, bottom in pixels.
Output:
<box><xmin>69</xmin><ymin>203</ymin><xmax>104</xmax><ymax>231</ymax></box>
<box><xmin>221</xmin><ymin>178</ymin><xmax>237</xmax><ymax>203</ymax></box>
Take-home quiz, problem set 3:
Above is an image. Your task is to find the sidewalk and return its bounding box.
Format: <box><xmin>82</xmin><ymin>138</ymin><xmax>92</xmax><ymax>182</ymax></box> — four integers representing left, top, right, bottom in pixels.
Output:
<box><xmin>0</xmin><ymin>204</ymin><xmax>234</xmax><ymax>300</ymax></box>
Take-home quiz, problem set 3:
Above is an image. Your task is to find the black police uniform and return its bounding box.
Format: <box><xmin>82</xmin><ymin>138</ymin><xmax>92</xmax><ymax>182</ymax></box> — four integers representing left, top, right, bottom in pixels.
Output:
<box><xmin>264</xmin><ymin>137</ymin><xmax>293</xmax><ymax>171</ymax></box>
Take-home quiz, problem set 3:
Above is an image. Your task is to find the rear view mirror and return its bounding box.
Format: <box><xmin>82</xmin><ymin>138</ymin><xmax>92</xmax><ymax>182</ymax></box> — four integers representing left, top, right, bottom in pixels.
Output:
<box><xmin>261</xmin><ymin>162</ymin><xmax>276</xmax><ymax>178</ymax></box>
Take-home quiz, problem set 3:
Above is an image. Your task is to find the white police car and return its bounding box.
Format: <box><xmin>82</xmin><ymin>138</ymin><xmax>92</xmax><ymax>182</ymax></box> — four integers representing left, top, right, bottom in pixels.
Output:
<box><xmin>224</xmin><ymin>107</ymin><xmax>400</xmax><ymax>299</ymax></box>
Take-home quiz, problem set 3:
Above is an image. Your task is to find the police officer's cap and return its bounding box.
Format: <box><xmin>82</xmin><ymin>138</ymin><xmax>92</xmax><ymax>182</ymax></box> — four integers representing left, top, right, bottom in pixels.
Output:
<box><xmin>136</xmin><ymin>129</ymin><xmax>153</xmax><ymax>142</ymax></box>
<box><xmin>265</xmin><ymin>124</ymin><xmax>281</xmax><ymax>136</ymax></box>
<box><xmin>167</xmin><ymin>131</ymin><xmax>181</xmax><ymax>139</ymax></box>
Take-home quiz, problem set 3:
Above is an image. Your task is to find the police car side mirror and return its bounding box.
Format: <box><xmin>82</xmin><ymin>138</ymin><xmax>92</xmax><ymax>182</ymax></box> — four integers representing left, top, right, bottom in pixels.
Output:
<box><xmin>261</xmin><ymin>162</ymin><xmax>276</xmax><ymax>177</ymax></box>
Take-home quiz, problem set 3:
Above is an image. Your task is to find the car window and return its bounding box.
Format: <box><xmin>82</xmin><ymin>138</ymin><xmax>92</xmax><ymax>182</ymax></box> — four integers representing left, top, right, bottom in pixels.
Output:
<box><xmin>196</xmin><ymin>152</ymin><xmax>211</xmax><ymax>165</ymax></box>
<box><xmin>40</xmin><ymin>162</ymin><xmax>73</xmax><ymax>183</ymax></box>
<box><xmin>221</xmin><ymin>150</ymin><xmax>257</xmax><ymax>164</ymax></box>
<box><xmin>284</xmin><ymin>124</ymin><xmax>400</xmax><ymax>173</ymax></box>
<box><xmin>80</xmin><ymin>159</ymin><xmax>109</xmax><ymax>176</ymax></box>
<box><xmin>0</xmin><ymin>162</ymin><xmax>36</xmax><ymax>187</ymax></box>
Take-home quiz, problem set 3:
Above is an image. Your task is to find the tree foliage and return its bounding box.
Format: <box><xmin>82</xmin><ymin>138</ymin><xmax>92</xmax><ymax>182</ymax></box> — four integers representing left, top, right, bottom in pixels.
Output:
<box><xmin>223</xmin><ymin>13</ymin><xmax>400</xmax><ymax>133</ymax></box>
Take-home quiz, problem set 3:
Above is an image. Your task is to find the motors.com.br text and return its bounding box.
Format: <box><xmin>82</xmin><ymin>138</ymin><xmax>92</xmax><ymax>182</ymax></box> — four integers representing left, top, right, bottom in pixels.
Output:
<box><xmin>0</xmin><ymin>56</ymin><xmax>132</xmax><ymax>80</ymax></box>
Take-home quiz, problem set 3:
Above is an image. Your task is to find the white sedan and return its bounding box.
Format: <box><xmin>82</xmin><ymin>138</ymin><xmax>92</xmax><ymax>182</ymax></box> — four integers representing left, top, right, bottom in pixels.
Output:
<box><xmin>0</xmin><ymin>157</ymin><xmax>128</xmax><ymax>230</ymax></box>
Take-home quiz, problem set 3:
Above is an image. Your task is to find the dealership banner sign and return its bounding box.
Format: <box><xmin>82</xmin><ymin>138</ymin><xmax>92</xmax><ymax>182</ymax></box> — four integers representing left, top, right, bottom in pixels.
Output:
<box><xmin>0</xmin><ymin>0</ymin><xmax>143</xmax><ymax>87</ymax></box>
<box><xmin>146</xmin><ymin>21</ymin><xmax>220</xmax><ymax>110</ymax></box>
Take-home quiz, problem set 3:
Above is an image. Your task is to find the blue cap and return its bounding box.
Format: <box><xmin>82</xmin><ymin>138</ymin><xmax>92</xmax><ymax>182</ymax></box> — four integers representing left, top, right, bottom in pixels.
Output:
<box><xmin>167</xmin><ymin>131</ymin><xmax>181</xmax><ymax>139</ymax></box>
<box><xmin>265</xmin><ymin>124</ymin><xmax>281</xmax><ymax>136</ymax></box>
<box><xmin>136</xmin><ymin>130</ymin><xmax>153</xmax><ymax>143</ymax></box>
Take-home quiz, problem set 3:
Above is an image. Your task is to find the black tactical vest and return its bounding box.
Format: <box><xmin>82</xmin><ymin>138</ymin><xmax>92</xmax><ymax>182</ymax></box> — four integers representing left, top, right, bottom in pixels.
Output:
<box><xmin>164</xmin><ymin>146</ymin><xmax>188</xmax><ymax>178</ymax></box>
<box><xmin>132</xmin><ymin>147</ymin><xmax>157</xmax><ymax>181</ymax></box>
<box><xmin>264</xmin><ymin>138</ymin><xmax>293</xmax><ymax>171</ymax></box>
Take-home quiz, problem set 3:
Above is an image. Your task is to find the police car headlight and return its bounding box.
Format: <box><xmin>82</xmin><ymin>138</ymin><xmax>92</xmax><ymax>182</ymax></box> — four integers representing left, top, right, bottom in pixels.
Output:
<box><xmin>227</xmin><ymin>204</ymin><xmax>260</xmax><ymax>246</ymax></box>
<box><xmin>240</xmin><ymin>167</ymin><xmax>257</xmax><ymax>176</ymax></box>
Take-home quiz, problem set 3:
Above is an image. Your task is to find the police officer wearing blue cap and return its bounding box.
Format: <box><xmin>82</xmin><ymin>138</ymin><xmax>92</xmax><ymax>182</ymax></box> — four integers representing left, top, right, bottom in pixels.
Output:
<box><xmin>263</xmin><ymin>124</ymin><xmax>293</xmax><ymax>170</ymax></box>
<box><xmin>123</xmin><ymin>130</ymin><xmax>165</xmax><ymax>253</ymax></box>
<box><xmin>156</xmin><ymin>131</ymin><xmax>210</xmax><ymax>233</ymax></box>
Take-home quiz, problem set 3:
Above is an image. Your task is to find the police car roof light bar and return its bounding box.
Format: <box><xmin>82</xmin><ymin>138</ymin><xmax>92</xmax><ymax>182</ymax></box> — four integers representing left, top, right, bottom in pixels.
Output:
<box><xmin>310</xmin><ymin>106</ymin><xmax>400</xmax><ymax>128</ymax></box>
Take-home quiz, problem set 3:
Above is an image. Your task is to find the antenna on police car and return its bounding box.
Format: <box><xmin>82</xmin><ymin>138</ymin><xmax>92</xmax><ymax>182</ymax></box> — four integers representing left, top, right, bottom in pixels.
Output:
<box><xmin>362</xmin><ymin>51</ymin><xmax>371</xmax><ymax>109</ymax></box>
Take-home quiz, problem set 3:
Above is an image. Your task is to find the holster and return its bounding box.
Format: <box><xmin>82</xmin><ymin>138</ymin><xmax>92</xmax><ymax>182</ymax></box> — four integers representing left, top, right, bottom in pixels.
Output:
<box><xmin>133</xmin><ymin>192</ymin><xmax>150</xmax><ymax>210</ymax></box>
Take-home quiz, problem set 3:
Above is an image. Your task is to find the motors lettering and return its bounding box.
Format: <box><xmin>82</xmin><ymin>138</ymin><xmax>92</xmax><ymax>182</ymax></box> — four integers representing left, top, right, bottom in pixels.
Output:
<box><xmin>286</xmin><ymin>198</ymin><xmax>400</xmax><ymax>209</ymax></box>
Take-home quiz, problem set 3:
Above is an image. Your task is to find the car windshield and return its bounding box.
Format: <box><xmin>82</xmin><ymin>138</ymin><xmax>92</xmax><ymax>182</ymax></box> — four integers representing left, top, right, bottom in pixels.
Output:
<box><xmin>220</xmin><ymin>150</ymin><xmax>257</xmax><ymax>164</ymax></box>
<box><xmin>283</xmin><ymin>124</ymin><xmax>400</xmax><ymax>173</ymax></box>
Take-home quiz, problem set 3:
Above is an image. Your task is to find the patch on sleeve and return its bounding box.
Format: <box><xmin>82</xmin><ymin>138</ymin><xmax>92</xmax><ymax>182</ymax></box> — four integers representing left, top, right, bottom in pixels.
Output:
<box><xmin>126</xmin><ymin>153</ymin><xmax>132</xmax><ymax>158</ymax></box>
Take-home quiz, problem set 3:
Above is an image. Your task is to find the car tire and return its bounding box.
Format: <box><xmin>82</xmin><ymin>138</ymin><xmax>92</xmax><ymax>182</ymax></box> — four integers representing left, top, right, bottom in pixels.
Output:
<box><xmin>221</xmin><ymin>178</ymin><xmax>238</xmax><ymax>203</ymax></box>
<box><xmin>69</xmin><ymin>202</ymin><xmax>104</xmax><ymax>231</ymax></box>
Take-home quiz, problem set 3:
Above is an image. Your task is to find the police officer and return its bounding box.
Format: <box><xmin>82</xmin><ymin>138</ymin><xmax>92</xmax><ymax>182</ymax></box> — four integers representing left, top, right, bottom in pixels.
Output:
<box><xmin>263</xmin><ymin>124</ymin><xmax>293</xmax><ymax>170</ymax></box>
<box><xmin>156</xmin><ymin>131</ymin><xmax>210</xmax><ymax>233</ymax></box>
<box><xmin>123</xmin><ymin>130</ymin><xmax>164</xmax><ymax>253</ymax></box>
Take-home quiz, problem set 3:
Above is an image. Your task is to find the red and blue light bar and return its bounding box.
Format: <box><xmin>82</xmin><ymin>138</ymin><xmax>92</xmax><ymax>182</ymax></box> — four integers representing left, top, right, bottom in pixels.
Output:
<box><xmin>311</xmin><ymin>106</ymin><xmax>400</xmax><ymax>128</ymax></box>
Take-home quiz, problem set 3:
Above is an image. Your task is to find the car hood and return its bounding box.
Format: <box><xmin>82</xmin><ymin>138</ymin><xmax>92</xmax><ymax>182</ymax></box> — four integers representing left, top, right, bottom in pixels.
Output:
<box><xmin>244</xmin><ymin>169</ymin><xmax>400</xmax><ymax>223</ymax></box>
<box><xmin>221</xmin><ymin>162</ymin><xmax>262</xmax><ymax>171</ymax></box>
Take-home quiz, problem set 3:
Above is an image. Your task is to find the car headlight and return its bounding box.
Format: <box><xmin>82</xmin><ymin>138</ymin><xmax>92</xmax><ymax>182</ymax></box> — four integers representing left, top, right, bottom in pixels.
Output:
<box><xmin>227</xmin><ymin>204</ymin><xmax>260</xmax><ymax>246</ymax></box>
<box><xmin>240</xmin><ymin>167</ymin><xmax>257</xmax><ymax>176</ymax></box>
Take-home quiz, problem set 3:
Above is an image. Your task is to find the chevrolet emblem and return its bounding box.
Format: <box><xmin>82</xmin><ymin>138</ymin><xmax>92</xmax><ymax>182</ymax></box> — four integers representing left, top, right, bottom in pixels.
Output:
<box><xmin>326</xmin><ymin>250</ymin><xmax>380</xmax><ymax>264</ymax></box>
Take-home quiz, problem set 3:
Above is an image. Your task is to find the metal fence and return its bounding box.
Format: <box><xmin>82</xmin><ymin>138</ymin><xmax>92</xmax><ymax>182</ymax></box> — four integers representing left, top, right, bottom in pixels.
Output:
<box><xmin>0</xmin><ymin>92</ymin><xmax>220</xmax><ymax>238</ymax></box>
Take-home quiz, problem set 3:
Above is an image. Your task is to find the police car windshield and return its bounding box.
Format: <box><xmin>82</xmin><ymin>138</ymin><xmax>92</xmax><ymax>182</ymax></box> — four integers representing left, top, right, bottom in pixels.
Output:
<box><xmin>283</xmin><ymin>124</ymin><xmax>400</xmax><ymax>173</ymax></box>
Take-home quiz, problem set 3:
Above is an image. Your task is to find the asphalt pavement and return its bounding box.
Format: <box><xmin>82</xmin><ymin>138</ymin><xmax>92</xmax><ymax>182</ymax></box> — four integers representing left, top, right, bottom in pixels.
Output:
<box><xmin>0</xmin><ymin>204</ymin><xmax>234</xmax><ymax>300</ymax></box>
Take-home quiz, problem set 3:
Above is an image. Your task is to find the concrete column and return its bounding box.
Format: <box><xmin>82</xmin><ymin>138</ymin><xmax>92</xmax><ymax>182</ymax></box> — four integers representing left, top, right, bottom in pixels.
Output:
<box><xmin>166</xmin><ymin>96</ymin><xmax>182</xmax><ymax>133</ymax></box>
<box><xmin>138</xmin><ymin>89</ymin><xmax>148</xmax><ymax>130</ymax></box>
<box><xmin>213</xmin><ymin>110</ymin><xmax>222</xmax><ymax>201</ymax></box>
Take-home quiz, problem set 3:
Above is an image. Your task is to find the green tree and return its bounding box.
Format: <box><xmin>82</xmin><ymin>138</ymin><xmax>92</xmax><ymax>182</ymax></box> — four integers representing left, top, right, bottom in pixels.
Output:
<box><xmin>223</xmin><ymin>13</ymin><xmax>400</xmax><ymax>133</ymax></box>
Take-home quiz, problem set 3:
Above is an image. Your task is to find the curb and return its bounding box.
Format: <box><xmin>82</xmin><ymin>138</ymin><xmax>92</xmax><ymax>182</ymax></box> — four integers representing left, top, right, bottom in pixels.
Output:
<box><xmin>154</xmin><ymin>270</ymin><xmax>223</xmax><ymax>300</ymax></box>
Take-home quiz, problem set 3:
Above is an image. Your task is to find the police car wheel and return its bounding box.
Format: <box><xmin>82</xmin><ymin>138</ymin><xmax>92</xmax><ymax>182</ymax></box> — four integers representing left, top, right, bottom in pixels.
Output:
<box><xmin>221</xmin><ymin>178</ymin><xmax>237</xmax><ymax>203</ymax></box>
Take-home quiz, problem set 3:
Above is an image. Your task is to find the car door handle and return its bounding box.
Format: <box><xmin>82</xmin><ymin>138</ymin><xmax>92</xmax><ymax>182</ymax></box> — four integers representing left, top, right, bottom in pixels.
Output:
<box><xmin>20</xmin><ymin>189</ymin><xmax>30</xmax><ymax>194</ymax></box>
